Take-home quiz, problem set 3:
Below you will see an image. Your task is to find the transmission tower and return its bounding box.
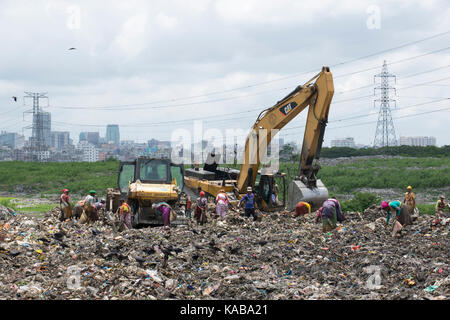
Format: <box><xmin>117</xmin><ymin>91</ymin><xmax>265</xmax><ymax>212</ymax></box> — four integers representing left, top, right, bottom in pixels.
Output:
<box><xmin>373</xmin><ymin>60</ymin><xmax>398</xmax><ymax>148</ymax></box>
<box><xmin>23</xmin><ymin>92</ymin><xmax>49</xmax><ymax>161</ymax></box>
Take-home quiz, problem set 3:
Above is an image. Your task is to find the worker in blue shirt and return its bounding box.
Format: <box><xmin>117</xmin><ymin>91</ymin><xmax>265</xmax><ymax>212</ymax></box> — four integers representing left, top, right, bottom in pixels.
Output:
<box><xmin>239</xmin><ymin>186</ymin><xmax>258</xmax><ymax>221</ymax></box>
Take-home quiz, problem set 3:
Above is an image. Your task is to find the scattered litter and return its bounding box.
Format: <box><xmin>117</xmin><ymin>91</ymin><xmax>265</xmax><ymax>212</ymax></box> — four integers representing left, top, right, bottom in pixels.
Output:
<box><xmin>0</xmin><ymin>204</ymin><xmax>448</xmax><ymax>300</ymax></box>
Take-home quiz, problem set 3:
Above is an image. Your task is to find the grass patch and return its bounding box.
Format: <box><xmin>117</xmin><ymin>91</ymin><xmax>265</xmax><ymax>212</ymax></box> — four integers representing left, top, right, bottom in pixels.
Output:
<box><xmin>416</xmin><ymin>204</ymin><xmax>437</xmax><ymax>216</ymax></box>
<box><xmin>0</xmin><ymin>160</ymin><xmax>119</xmax><ymax>197</ymax></box>
<box><xmin>18</xmin><ymin>204</ymin><xmax>56</xmax><ymax>213</ymax></box>
<box><xmin>0</xmin><ymin>197</ymin><xmax>18</xmax><ymax>210</ymax></box>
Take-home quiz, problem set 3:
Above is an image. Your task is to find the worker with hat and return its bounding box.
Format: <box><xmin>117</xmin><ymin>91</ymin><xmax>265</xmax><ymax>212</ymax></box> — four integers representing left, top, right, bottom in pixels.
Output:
<box><xmin>239</xmin><ymin>186</ymin><xmax>258</xmax><ymax>221</ymax></box>
<box><xmin>81</xmin><ymin>190</ymin><xmax>99</xmax><ymax>223</ymax></box>
<box><xmin>320</xmin><ymin>197</ymin><xmax>345</xmax><ymax>232</ymax></box>
<box><xmin>294</xmin><ymin>201</ymin><xmax>311</xmax><ymax>218</ymax></box>
<box><xmin>215</xmin><ymin>189</ymin><xmax>234</xmax><ymax>219</ymax></box>
<box><xmin>195</xmin><ymin>191</ymin><xmax>208</xmax><ymax>225</ymax></box>
<box><xmin>403</xmin><ymin>186</ymin><xmax>416</xmax><ymax>215</ymax></box>
<box><xmin>381</xmin><ymin>199</ymin><xmax>412</xmax><ymax>236</ymax></box>
<box><xmin>153</xmin><ymin>202</ymin><xmax>175</xmax><ymax>228</ymax></box>
<box><xmin>119</xmin><ymin>199</ymin><xmax>132</xmax><ymax>229</ymax></box>
<box><xmin>59</xmin><ymin>188</ymin><xmax>72</xmax><ymax>221</ymax></box>
<box><xmin>434</xmin><ymin>195</ymin><xmax>448</xmax><ymax>226</ymax></box>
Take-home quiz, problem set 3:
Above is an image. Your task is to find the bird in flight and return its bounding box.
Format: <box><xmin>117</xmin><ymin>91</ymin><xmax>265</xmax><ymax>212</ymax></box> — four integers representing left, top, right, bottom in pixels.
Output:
<box><xmin>12</xmin><ymin>96</ymin><xmax>17</xmax><ymax>102</ymax></box>
<box><xmin>68</xmin><ymin>47</ymin><xmax>76</xmax><ymax>50</ymax></box>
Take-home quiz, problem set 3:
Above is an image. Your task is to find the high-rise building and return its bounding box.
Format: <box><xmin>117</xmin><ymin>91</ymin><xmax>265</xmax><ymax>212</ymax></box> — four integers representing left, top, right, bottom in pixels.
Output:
<box><xmin>399</xmin><ymin>136</ymin><xmax>436</xmax><ymax>147</ymax></box>
<box><xmin>79</xmin><ymin>132</ymin><xmax>100</xmax><ymax>146</ymax></box>
<box><xmin>0</xmin><ymin>131</ymin><xmax>25</xmax><ymax>149</ymax></box>
<box><xmin>50</xmin><ymin>131</ymin><xmax>71</xmax><ymax>150</ymax></box>
<box><xmin>79</xmin><ymin>132</ymin><xmax>87</xmax><ymax>142</ymax></box>
<box><xmin>331</xmin><ymin>137</ymin><xmax>356</xmax><ymax>148</ymax></box>
<box><xmin>106</xmin><ymin>124</ymin><xmax>120</xmax><ymax>145</ymax></box>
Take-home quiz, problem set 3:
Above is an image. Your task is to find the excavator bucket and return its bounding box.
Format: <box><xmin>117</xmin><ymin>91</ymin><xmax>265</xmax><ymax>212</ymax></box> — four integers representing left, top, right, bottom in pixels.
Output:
<box><xmin>287</xmin><ymin>179</ymin><xmax>328</xmax><ymax>212</ymax></box>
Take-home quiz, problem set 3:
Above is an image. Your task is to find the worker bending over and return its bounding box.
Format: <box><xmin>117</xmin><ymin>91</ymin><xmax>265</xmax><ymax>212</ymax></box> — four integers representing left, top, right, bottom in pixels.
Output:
<box><xmin>153</xmin><ymin>202</ymin><xmax>173</xmax><ymax>228</ymax></box>
<box><xmin>320</xmin><ymin>197</ymin><xmax>345</xmax><ymax>232</ymax></box>
<box><xmin>381</xmin><ymin>200</ymin><xmax>412</xmax><ymax>236</ymax></box>
<box><xmin>434</xmin><ymin>195</ymin><xmax>449</xmax><ymax>225</ymax></box>
<box><xmin>81</xmin><ymin>190</ymin><xmax>99</xmax><ymax>223</ymax></box>
<box><xmin>294</xmin><ymin>201</ymin><xmax>311</xmax><ymax>217</ymax></box>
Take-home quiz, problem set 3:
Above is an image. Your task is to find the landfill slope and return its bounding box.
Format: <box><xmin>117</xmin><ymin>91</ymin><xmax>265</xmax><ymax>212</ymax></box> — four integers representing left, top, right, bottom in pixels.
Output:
<box><xmin>0</xmin><ymin>204</ymin><xmax>448</xmax><ymax>300</ymax></box>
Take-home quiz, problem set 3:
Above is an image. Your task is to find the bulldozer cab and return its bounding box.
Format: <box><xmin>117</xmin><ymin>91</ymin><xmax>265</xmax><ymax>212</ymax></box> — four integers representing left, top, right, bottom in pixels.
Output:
<box><xmin>254</xmin><ymin>170</ymin><xmax>286</xmax><ymax>211</ymax></box>
<box><xmin>118</xmin><ymin>158</ymin><xmax>184</xmax><ymax>196</ymax></box>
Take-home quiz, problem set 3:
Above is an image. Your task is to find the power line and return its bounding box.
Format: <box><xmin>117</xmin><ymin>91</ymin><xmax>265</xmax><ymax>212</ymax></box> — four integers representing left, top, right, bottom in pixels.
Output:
<box><xmin>45</xmin><ymin>33</ymin><xmax>450</xmax><ymax>111</ymax></box>
<box><xmin>279</xmin><ymin>107</ymin><xmax>450</xmax><ymax>138</ymax></box>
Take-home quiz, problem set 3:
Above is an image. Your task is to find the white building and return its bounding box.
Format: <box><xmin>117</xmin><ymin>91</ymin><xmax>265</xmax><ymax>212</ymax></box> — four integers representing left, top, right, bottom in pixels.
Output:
<box><xmin>77</xmin><ymin>141</ymin><xmax>99</xmax><ymax>162</ymax></box>
<box><xmin>399</xmin><ymin>136</ymin><xmax>436</xmax><ymax>147</ymax></box>
<box><xmin>330</xmin><ymin>137</ymin><xmax>356</xmax><ymax>148</ymax></box>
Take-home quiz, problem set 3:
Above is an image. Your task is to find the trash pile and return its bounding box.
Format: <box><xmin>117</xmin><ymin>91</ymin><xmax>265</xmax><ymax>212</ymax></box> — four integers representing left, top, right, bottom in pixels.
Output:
<box><xmin>0</xmin><ymin>204</ymin><xmax>448</xmax><ymax>300</ymax></box>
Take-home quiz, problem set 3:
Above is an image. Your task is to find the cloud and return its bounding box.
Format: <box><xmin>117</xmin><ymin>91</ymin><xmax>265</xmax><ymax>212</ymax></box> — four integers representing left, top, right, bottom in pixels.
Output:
<box><xmin>0</xmin><ymin>0</ymin><xmax>449</xmax><ymax>146</ymax></box>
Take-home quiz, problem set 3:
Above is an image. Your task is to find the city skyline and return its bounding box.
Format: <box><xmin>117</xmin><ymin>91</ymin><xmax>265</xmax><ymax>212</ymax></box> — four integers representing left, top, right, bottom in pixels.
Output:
<box><xmin>1</xmin><ymin>1</ymin><xmax>449</xmax><ymax>147</ymax></box>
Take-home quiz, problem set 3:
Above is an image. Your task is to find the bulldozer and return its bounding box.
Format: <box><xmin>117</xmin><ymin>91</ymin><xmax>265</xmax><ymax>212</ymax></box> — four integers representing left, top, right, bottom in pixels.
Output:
<box><xmin>184</xmin><ymin>66</ymin><xmax>334</xmax><ymax>212</ymax></box>
<box><xmin>106</xmin><ymin>157</ymin><xmax>187</xmax><ymax>227</ymax></box>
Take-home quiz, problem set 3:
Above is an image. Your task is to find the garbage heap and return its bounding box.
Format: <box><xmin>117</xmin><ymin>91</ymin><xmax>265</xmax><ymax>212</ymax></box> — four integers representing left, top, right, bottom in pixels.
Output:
<box><xmin>0</xmin><ymin>204</ymin><xmax>448</xmax><ymax>300</ymax></box>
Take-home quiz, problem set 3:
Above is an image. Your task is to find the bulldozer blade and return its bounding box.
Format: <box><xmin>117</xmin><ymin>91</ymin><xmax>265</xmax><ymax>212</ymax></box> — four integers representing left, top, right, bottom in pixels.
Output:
<box><xmin>287</xmin><ymin>179</ymin><xmax>328</xmax><ymax>212</ymax></box>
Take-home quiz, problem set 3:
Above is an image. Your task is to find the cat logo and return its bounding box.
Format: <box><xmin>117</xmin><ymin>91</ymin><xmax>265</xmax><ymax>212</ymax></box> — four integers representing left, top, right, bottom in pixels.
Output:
<box><xmin>279</xmin><ymin>102</ymin><xmax>298</xmax><ymax>116</ymax></box>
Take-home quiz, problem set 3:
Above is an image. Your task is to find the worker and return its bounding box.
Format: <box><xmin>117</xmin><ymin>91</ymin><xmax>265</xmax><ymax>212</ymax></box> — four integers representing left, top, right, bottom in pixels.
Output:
<box><xmin>195</xmin><ymin>191</ymin><xmax>208</xmax><ymax>225</ymax></box>
<box><xmin>153</xmin><ymin>202</ymin><xmax>172</xmax><ymax>228</ymax></box>
<box><xmin>215</xmin><ymin>189</ymin><xmax>232</xmax><ymax>219</ymax></box>
<box><xmin>381</xmin><ymin>200</ymin><xmax>401</xmax><ymax>224</ymax></box>
<box><xmin>403</xmin><ymin>186</ymin><xmax>416</xmax><ymax>214</ymax></box>
<box><xmin>59</xmin><ymin>189</ymin><xmax>72</xmax><ymax>221</ymax></box>
<box><xmin>294</xmin><ymin>201</ymin><xmax>311</xmax><ymax>217</ymax></box>
<box><xmin>119</xmin><ymin>199</ymin><xmax>132</xmax><ymax>229</ymax></box>
<box><xmin>320</xmin><ymin>197</ymin><xmax>345</xmax><ymax>232</ymax></box>
<box><xmin>315</xmin><ymin>206</ymin><xmax>323</xmax><ymax>223</ymax></box>
<box><xmin>239</xmin><ymin>186</ymin><xmax>258</xmax><ymax>221</ymax></box>
<box><xmin>82</xmin><ymin>190</ymin><xmax>99</xmax><ymax>223</ymax></box>
<box><xmin>185</xmin><ymin>196</ymin><xmax>192</xmax><ymax>219</ymax></box>
<box><xmin>381</xmin><ymin>200</ymin><xmax>411</xmax><ymax>236</ymax></box>
<box><xmin>272</xmin><ymin>183</ymin><xmax>280</xmax><ymax>206</ymax></box>
<box><xmin>73</xmin><ymin>200</ymin><xmax>84</xmax><ymax>220</ymax></box>
<box><xmin>434</xmin><ymin>195</ymin><xmax>448</xmax><ymax>225</ymax></box>
<box><xmin>95</xmin><ymin>199</ymin><xmax>106</xmax><ymax>211</ymax></box>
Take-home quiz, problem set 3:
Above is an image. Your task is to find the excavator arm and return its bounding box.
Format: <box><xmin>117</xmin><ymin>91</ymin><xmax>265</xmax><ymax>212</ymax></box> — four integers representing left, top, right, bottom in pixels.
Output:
<box><xmin>236</xmin><ymin>67</ymin><xmax>334</xmax><ymax>209</ymax></box>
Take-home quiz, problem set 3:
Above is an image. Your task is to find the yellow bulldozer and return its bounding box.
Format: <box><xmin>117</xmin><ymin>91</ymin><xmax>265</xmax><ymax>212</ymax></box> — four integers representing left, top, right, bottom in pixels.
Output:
<box><xmin>184</xmin><ymin>66</ymin><xmax>334</xmax><ymax>212</ymax></box>
<box><xmin>106</xmin><ymin>157</ymin><xmax>186</xmax><ymax>227</ymax></box>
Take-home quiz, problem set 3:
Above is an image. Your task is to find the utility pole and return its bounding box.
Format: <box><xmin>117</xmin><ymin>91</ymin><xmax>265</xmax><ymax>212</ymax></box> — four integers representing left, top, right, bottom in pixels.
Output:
<box><xmin>373</xmin><ymin>61</ymin><xmax>398</xmax><ymax>148</ymax></box>
<box><xmin>23</xmin><ymin>92</ymin><xmax>49</xmax><ymax>161</ymax></box>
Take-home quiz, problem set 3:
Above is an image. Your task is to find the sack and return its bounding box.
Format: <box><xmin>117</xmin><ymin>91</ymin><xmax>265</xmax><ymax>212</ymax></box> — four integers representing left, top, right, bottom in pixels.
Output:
<box><xmin>79</xmin><ymin>211</ymin><xmax>88</xmax><ymax>224</ymax></box>
<box><xmin>169</xmin><ymin>209</ymin><xmax>177</xmax><ymax>222</ymax></box>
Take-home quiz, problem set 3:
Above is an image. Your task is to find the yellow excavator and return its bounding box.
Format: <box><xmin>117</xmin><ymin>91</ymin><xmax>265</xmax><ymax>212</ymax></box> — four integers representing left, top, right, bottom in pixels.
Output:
<box><xmin>184</xmin><ymin>66</ymin><xmax>334</xmax><ymax>211</ymax></box>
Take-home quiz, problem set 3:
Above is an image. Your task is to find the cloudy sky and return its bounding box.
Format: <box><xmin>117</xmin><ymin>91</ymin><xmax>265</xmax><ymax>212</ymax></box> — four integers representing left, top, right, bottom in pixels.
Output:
<box><xmin>1</xmin><ymin>0</ymin><xmax>449</xmax><ymax>147</ymax></box>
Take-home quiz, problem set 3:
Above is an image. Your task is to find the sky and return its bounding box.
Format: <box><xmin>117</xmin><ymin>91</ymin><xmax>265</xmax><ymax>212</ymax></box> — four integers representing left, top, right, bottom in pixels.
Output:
<box><xmin>0</xmin><ymin>0</ymin><xmax>449</xmax><ymax>147</ymax></box>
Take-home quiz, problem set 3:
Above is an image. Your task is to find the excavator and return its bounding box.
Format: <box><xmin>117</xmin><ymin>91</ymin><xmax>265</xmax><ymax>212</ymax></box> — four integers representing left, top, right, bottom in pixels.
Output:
<box><xmin>184</xmin><ymin>66</ymin><xmax>334</xmax><ymax>212</ymax></box>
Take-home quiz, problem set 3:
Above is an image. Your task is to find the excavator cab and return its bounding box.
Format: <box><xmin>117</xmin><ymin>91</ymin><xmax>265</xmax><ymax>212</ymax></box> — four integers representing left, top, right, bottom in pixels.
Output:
<box><xmin>254</xmin><ymin>170</ymin><xmax>286</xmax><ymax>211</ymax></box>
